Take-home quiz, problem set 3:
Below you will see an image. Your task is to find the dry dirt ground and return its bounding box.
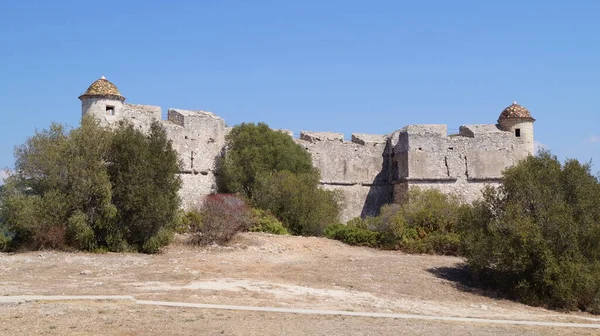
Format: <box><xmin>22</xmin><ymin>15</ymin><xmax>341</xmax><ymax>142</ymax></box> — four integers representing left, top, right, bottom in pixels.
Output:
<box><xmin>1</xmin><ymin>233</ymin><xmax>599</xmax><ymax>335</ymax></box>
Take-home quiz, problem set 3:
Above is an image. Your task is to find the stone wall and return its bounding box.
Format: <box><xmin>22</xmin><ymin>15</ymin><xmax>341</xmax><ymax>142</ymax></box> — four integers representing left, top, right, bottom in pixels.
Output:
<box><xmin>391</xmin><ymin>123</ymin><xmax>529</xmax><ymax>203</ymax></box>
<box><xmin>161</xmin><ymin>108</ymin><xmax>228</xmax><ymax>209</ymax></box>
<box><xmin>297</xmin><ymin>131</ymin><xmax>392</xmax><ymax>222</ymax></box>
<box><xmin>120</xmin><ymin>104</ymin><xmax>162</xmax><ymax>131</ymax></box>
<box><xmin>82</xmin><ymin>96</ymin><xmax>532</xmax><ymax>222</ymax></box>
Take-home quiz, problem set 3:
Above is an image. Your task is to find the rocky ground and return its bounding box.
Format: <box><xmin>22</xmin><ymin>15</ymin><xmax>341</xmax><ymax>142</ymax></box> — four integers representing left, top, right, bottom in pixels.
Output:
<box><xmin>1</xmin><ymin>233</ymin><xmax>599</xmax><ymax>335</ymax></box>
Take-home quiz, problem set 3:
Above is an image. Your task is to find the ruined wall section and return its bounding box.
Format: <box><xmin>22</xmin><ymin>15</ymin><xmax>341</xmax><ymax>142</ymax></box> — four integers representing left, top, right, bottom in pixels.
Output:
<box><xmin>161</xmin><ymin>108</ymin><xmax>227</xmax><ymax>209</ymax></box>
<box><xmin>297</xmin><ymin>131</ymin><xmax>392</xmax><ymax>222</ymax></box>
<box><xmin>393</xmin><ymin>124</ymin><xmax>529</xmax><ymax>203</ymax></box>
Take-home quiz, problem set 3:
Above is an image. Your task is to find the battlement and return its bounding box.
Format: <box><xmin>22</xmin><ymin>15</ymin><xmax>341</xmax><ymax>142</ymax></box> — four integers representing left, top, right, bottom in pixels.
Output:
<box><xmin>79</xmin><ymin>76</ymin><xmax>535</xmax><ymax>222</ymax></box>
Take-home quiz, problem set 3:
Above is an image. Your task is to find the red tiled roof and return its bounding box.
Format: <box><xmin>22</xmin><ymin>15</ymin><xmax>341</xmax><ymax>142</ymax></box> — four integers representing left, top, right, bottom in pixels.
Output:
<box><xmin>499</xmin><ymin>102</ymin><xmax>535</xmax><ymax>121</ymax></box>
<box><xmin>79</xmin><ymin>76</ymin><xmax>124</xmax><ymax>100</ymax></box>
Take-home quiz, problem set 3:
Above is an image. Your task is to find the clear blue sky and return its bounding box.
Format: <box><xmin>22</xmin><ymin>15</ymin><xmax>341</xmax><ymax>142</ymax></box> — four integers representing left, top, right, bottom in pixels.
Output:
<box><xmin>1</xmin><ymin>0</ymin><xmax>599</xmax><ymax>177</ymax></box>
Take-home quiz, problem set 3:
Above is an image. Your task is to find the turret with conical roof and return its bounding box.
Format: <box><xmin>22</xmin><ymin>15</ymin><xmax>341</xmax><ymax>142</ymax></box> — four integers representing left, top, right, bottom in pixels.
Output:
<box><xmin>79</xmin><ymin>76</ymin><xmax>126</xmax><ymax>120</ymax></box>
<box><xmin>497</xmin><ymin>101</ymin><xmax>535</xmax><ymax>155</ymax></box>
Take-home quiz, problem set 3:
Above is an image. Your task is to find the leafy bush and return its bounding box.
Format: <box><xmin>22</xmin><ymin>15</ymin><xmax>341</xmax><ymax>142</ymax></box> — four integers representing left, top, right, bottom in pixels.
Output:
<box><xmin>0</xmin><ymin>116</ymin><xmax>181</xmax><ymax>253</ymax></box>
<box><xmin>402</xmin><ymin>232</ymin><xmax>461</xmax><ymax>255</ymax></box>
<box><xmin>460</xmin><ymin>151</ymin><xmax>600</xmax><ymax>313</ymax></box>
<box><xmin>249</xmin><ymin>209</ymin><xmax>289</xmax><ymax>235</ymax></box>
<box><xmin>333</xmin><ymin>188</ymin><xmax>463</xmax><ymax>254</ymax></box>
<box><xmin>324</xmin><ymin>223</ymin><xmax>381</xmax><ymax>247</ymax></box>
<box><xmin>253</xmin><ymin>171</ymin><xmax>341</xmax><ymax>236</ymax></box>
<box><xmin>175</xmin><ymin>210</ymin><xmax>202</xmax><ymax>234</ymax></box>
<box><xmin>217</xmin><ymin>123</ymin><xmax>341</xmax><ymax>236</ymax></box>
<box><xmin>0</xmin><ymin>231</ymin><xmax>9</xmax><ymax>251</ymax></box>
<box><xmin>189</xmin><ymin>194</ymin><xmax>253</xmax><ymax>245</ymax></box>
<box><xmin>218</xmin><ymin>123</ymin><xmax>315</xmax><ymax>199</ymax></box>
<box><xmin>107</xmin><ymin>121</ymin><xmax>181</xmax><ymax>253</ymax></box>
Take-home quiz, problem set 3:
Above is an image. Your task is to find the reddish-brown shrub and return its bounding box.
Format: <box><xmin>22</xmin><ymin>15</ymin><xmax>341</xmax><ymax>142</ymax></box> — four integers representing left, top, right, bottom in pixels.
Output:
<box><xmin>33</xmin><ymin>224</ymin><xmax>67</xmax><ymax>250</ymax></box>
<box><xmin>189</xmin><ymin>194</ymin><xmax>253</xmax><ymax>245</ymax></box>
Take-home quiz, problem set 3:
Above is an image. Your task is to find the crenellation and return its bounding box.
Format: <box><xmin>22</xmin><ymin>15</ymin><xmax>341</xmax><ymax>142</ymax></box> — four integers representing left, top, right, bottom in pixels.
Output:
<box><xmin>79</xmin><ymin>77</ymin><xmax>536</xmax><ymax>221</ymax></box>
<box><xmin>119</xmin><ymin>104</ymin><xmax>162</xmax><ymax>131</ymax></box>
<box><xmin>351</xmin><ymin>133</ymin><xmax>386</xmax><ymax>145</ymax></box>
<box><xmin>300</xmin><ymin>131</ymin><xmax>344</xmax><ymax>143</ymax></box>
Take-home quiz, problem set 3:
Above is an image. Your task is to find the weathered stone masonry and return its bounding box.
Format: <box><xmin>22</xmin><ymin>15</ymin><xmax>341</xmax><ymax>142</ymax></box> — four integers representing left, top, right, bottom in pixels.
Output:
<box><xmin>80</xmin><ymin>77</ymin><xmax>535</xmax><ymax>222</ymax></box>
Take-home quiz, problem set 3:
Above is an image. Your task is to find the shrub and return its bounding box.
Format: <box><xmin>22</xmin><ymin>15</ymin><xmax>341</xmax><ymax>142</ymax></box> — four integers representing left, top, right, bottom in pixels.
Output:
<box><xmin>336</xmin><ymin>188</ymin><xmax>463</xmax><ymax>254</ymax></box>
<box><xmin>253</xmin><ymin>171</ymin><xmax>341</xmax><ymax>236</ymax></box>
<box><xmin>0</xmin><ymin>232</ymin><xmax>9</xmax><ymax>251</ymax></box>
<box><xmin>189</xmin><ymin>194</ymin><xmax>253</xmax><ymax>245</ymax></box>
<box><xmin>0</xmin><ymin>116</ymin><xmax>181</xmax><ymax>253</ymax></box>
<box><xmin>175</xmin><ymin>210</ymin><xmax>202</xmax><ymax>234</ymax></box>
<box><xmin>402</xmin><ymin>232</ymin><xmax>461</xmax><ymax>255</ymax></box>
<box><xmin>218</xmin><ymin>123</ymin><xmax>315</xmax><ymax>200</ymax></box>
<box><xmin>107</xmin><ymin>121</ymin><xmax>181</xmax><ymax>253</ymax></box>
<box><xmin>217</xmin><ymin>122</ymin><xmax>342</xmax><ymax>236</ymax></box>
<box><xmin>249</xmin><ymin>209</ymin><xmax>289</xmax><ymax>235</ymax></box>
<box><xmin>460</xmin><ymin>151</ymin><xmax>600</xmax><ymax>313</ymax></box>
<box><xmin>324</xmin><ymin>223</ymin><xmax>381</xmax><ymax>247</ymax></box>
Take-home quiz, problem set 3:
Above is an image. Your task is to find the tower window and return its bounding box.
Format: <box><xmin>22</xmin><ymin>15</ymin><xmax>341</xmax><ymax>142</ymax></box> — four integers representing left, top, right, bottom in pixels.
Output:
<box><xmin>106</xmin><ymin>105</ymin><xmax>115</xmax><ymax>115</ymax></box>
<box><xmin>515</xmin><ymin>128</ymin><xmax>521</xmax><ymax>137</ymax></box>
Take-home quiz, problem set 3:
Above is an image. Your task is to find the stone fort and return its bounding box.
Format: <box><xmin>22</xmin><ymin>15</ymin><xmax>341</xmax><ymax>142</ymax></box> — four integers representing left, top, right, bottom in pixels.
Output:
<box><xmin>79</xmin><ymin>77</ymin><xmax>535</xmax><ymax>222</ymax></box>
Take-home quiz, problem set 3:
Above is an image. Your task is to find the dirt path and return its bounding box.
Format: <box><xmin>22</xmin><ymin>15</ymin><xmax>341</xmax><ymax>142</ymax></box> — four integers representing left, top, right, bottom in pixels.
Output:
<box><xmin>1</xmin><ymin>233</ymin><xmax>599</xmax><ymax>335</ymax></box>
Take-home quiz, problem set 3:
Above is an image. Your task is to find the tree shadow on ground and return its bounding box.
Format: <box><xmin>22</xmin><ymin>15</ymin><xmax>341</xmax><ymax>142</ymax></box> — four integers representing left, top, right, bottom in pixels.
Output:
<box><xmin>427</xmin><ymin>264</ymin><xmax>504</xmax><ymax>301</ymax></box>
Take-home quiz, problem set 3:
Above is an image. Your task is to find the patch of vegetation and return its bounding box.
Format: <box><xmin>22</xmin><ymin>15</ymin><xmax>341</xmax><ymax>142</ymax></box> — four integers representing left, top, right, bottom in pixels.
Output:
<box><xmin>328</xmin><ymin>188</ymin><xmax>463</xmax><ymax>255</ymax></box>
<box><xmin>323</xmin><ymin>223</ymin><xmax>381</xmax><ymax>247</ymax></box>
<box><xmin>188</xmin><ymin>194</ymin><xmax>253</xmax><ymax>245</ymax></box>
<box><xmin>460</xmin><ymin>151</ymin><xmax>600</xmax><ymax>314</ymax></box>
<box><xmin>252</xmin><ymin>171</ymin><xmax>341</xmax><ymax>236</ymax></box>
<box><xmin>218</xmin><ymin>122</ymin><xmax>314</xmax><ymax>199</ymax></box>
<box><xmin>218</xmin><ymin>123</ymin><xmax>341</xmax><ymax>236</ymax></box>
<box><xmin>0</xmin><ymin>116</ymin><xmax>181</xmax><ymax>253</ymax></box>
<box><xmin>249</xmin><ymin>209</ymin><xmax>289</xmax><ymax>235</ymax></box>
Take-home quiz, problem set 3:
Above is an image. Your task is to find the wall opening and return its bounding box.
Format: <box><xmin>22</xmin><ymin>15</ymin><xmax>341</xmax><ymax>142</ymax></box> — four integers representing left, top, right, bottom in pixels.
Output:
<box><xmin>515</xmin><ymin>128</ymin><xmax>521</xmax><ymax>137</ymax></box>
<box><xmin>106</xmin><ymin>105</ymin><xmax>115</xmax><ymax>115</ymax></box>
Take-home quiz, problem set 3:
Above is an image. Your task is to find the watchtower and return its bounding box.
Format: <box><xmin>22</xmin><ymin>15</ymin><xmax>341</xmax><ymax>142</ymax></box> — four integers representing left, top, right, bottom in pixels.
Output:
<box><xmin>79</xmin><ymin>76</ymin><xmax>126</xmax><ymax>121</ymax></box>
<box><xmin>497</xmin><ymin>101</ymin><xmax>536</xmax><ymax>155</ymax></box>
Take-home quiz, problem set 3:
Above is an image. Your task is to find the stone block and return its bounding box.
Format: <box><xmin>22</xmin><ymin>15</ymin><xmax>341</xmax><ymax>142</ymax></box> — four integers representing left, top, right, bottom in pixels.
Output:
<box><xmin>300</xmin><ymin>131</ymin><xmax>344</xmax><ymax>143</ymax></box>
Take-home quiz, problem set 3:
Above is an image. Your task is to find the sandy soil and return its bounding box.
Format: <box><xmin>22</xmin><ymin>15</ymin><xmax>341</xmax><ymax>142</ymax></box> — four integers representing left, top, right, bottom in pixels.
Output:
<box><xmin>1</xmin><ymin>233</ymin><xmax>599</xmax><ymax>335</ymax></box>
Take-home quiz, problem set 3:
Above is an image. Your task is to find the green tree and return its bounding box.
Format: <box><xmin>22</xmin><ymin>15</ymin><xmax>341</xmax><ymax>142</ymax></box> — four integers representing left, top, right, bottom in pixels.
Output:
<box><xmin>108</xmin><ymin>121</ymin><xmax>182</xmax><ymax>253</ymax></box>
<box><xmin>460</xmin><ymin>150</ymin><xmax>600</xmax><ymax>313</ymax></box>
<box><xmin>253</xmin><ymin>171</ymin><xmax>340</xmax><ymax>236</ymax></box>
<box><xmin>218</xmin><ymin>123</ymin><xmax>340</xmax><ymax>236</ymax></box>
<box><xmin>218</xmin><ymin>123</ymin><xmax>315</xmax><ymax>199</ymax></box>
<box><xmin>0</xmin><ymin>116</ymin><xmax>181</xmax><ymax>253</ymax></box>
<box><xmin>1</xmin><ymin>117</ymin><xmax>115</xmax><ymax>250</ymax></box>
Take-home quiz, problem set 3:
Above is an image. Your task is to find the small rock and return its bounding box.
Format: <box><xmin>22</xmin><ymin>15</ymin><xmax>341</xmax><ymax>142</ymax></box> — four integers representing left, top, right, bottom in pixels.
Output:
<box><xmin>80</xmin><ymin>270</ymin><xmax>92</xmax><ymax>275</ymax></box>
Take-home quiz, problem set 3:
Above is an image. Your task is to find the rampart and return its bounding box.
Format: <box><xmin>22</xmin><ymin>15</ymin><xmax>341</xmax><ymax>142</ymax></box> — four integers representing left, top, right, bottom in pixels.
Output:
<box><xmin>79</xmin><ymin>77</ymin><xmax>535</xmax><ymax>223</ymax></box>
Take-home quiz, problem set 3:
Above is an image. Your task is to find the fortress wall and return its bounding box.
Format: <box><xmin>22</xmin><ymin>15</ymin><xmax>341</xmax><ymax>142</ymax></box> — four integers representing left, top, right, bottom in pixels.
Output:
<box><xmin>120</xmin><ymin>104</ymin><xmax>162</xmax><ymax>132</ymax></box>
<box><xmin>392</xmin><ymin>123</ymin><xmax>529</xmax><ymax>204</ymax></box>
<box><xmin>322</xmin><ymin>184</ymin><xmax>393</xmax><ymax>223</ymax></box>
<box><xmin>163</xmin><ymin>109</ymin><xmax>227</xmax><ymax>172</ymax></box>
<box><xmin>297</xmin><ymin>132</ymin><xmax>388</xmax><ymax>184</ymax></box>
<box><xmin>398</xmin><ymin>124</ymin><xmax>529</xmax><ymax>181</ymax></box>
<box><xmin>84</xmin><ymin>97</ymin><xmax>531</xmax><ymax>217</ymax></box>
<box><xmin>297</xmin><ymin>131</ymin><xmax>392</xmax><ymax>222</ymax></box>
<box><xmin>161</xmin><ymin>109</ymin><xmax>227</xmax><ymax>209</ymax></box>
<box><xmin>178</xmin><ymin>172</ymin><xmax>219</xmax><ymax>210</ymax></box>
